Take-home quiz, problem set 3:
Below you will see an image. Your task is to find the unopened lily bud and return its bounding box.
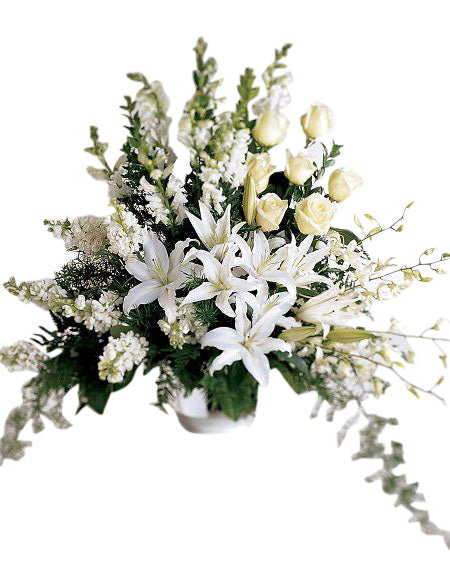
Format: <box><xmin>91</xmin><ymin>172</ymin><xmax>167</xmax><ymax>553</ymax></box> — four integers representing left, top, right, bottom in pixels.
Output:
<box><xmin>253</xmin><ymin>110</ymin><xmax>289</xmax><ymax>147</ymax></box>
<box><xmin>243</xmin><ymin>173</ymin><xmax>257</xmax><ymax>224</ymax></box>
<box><xmin>300</xmin><ymin>102</ymin><xmax>334</xmax><ymax>139</ymax></box>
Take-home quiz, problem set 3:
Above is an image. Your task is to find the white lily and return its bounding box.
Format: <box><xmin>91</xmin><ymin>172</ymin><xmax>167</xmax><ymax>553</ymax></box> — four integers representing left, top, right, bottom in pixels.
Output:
<box><xmin>185</xmin><ymin>201</ymin><xmax>239</xmax><ymax>261</ymax></box>
<box><xmin>201</xmin><ymin>298</ymin><xmax>291</xmax><ymax>387</ymax></box>
<box><xmin>241</xmin><ymin>283</ymin><xmax>296</xmax><ymax>328</ymax></box>
<box><xmin>124</xmin><ymin>232</ymin><xmax>192</xmax><ymax>322</ymax></box>
<box><xmin>181</xmin><ymin>248</ymin><xmax>257</xmax><ymax>317</ymax></box>
<box><xmin>280</xmin><ymin>235</ymin><xmax>332</xmax><ymax>288</ymax></box>
<box><xmin>233</xmin><ymin>231</ymin><xmax>296</xmax><ymax>297</ymax></box>
<box><xmin>296</xmin><ymin>285</ymin><xmax>358</xmax><ymax>337</ymax></box>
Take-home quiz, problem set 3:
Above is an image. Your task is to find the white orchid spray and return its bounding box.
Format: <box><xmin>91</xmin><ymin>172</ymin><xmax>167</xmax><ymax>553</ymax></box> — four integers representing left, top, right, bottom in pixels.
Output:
<box><xmin>2</xmin><ymin>38</ymin><xmax>450</xmax><ymax>553</ymax></box>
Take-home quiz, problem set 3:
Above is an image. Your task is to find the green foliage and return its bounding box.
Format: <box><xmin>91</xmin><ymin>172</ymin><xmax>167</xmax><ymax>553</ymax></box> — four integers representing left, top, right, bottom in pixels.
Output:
<box><xmin>200</xmin><ymin>361</ymin><xmax>258</xmax><ymax>420</ymax></box>
<box><xmin>263</xmin><ymin>43</ymin><xmax>293</xmax><ymax>89</ymax></box>
<box><xmin>234</xmin><ymin>67</ymin><xmax>259</xmax><ymax>128</ymax></box>
<box><xmin>84</xmin><ymin>126</ymin><xmax>112</xmax><ymax>175</ymax></box>
<box><xmin>270</xmin><ymin>351</ymin><xmax>327</xmax><ymax>398</ymax></box>
<box><xmin>55</xmin><ymin>254</ymin><xmax>132</xmax><ymax>299</ymax></box>
<box><xmin>194</xmin><ymin>300</ymin><xmax>218</xmax><ymax>327</ymax></box>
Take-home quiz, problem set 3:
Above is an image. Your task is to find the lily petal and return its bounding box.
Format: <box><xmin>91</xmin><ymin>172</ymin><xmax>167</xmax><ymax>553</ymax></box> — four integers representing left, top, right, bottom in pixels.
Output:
<box><xmin>241</xmin><ymin>349</ymin><xmax>270</xmax><ymax>387</ymax></box>
<box><xmin>125</xmin><ymin>258</ymin><xmax>151</xmax><ymax>282</ymax></box>
<box><xmin>209</xmin><ymin>349</ymin><xmax>242</xmax><ymax>374</ymax></box>
<box><xmin>123</xmin><ymin>281</ymin><xmax>162</xmax><ymax>314</ymax></box>
<box><xmin>182</xmin><ymin>282</ymin><xmax>219</xmax><ymax>306</ymax></box>
<box><xmin>201</xmin><ymin>327</ymin><xmax>241</xmax><ymax>350</ymax></box>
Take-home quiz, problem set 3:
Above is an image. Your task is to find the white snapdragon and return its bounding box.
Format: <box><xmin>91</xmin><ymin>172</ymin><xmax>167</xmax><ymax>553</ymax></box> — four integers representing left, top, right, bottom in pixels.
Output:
<box><xmin>0</xmin><ymin>341</ymin><xmax>49</xmax><ymax>373</ymax></box>
<box><xmin>98</xmin><ymin>331</ymin><xmax>148</xmax><ymax>384</ymax></box>
<box><xmin>106</xmin><ymin>201</ymin><xmax>144</xmax><ymax>259</ymax></box>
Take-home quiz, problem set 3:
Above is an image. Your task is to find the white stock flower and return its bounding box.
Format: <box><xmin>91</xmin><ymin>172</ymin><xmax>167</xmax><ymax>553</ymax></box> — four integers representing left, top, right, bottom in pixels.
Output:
<box><xmin>201</xmin><ymin>298</ymin><xmax>291</xmax><ymax>387</ymax></box>
<box><xmin>124</xmin><ymin>232</ymin><xmax>192</xmax><ymax>322</ymax></box>
<box><xmin>98</xmin><ymin>331</ymin><xmax>148</xmax><ymax>384</ymax></box>
<box><xmin>0</xmin><ymin>341</ymin><xmax>49</xmax><ymax>373</ymax></box>
<box><xmin>181</xmin><ymin>248</ymin><xmax>257</xmax><ymax>318</ymax></box>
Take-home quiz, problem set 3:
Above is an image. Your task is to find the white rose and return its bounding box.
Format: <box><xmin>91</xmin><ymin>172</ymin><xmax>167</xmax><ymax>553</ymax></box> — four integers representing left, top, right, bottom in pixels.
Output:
<box><xmin>243</xmin><ymin>174</ymin><xmax>258</xmax><ymax>224</ymax></box>
<box><xmin>300</xmin><ymin>102</ymin><xmax>334</xmax><ymax>139</ymax></box>
<box><xmin>246</xmin><ymin>153</ymin><xmax>276</xmax><ymax>194</ymax></box>
<box><xmin>256</xmin><ymin>193</ymin><xmax>288</xmax><ymax>232</ymax></box>
<box><xmin>295</xmin><ymin>193</ymin><xmax>336</xmax><ymax>235</ymax></box>
<box><xmin>284</xmin><ymin>149</ymin><xmax>317</xmax><ymax>185</ymax></box>
<box><xmin>253</xmin><ymin>110</ymin><xmax>289</xmax><ymax>147</ymax></box>
<box><xmin>328</xmin><ymin>168</ymin><xmax>363</xmax><ymax>202</ymax></box>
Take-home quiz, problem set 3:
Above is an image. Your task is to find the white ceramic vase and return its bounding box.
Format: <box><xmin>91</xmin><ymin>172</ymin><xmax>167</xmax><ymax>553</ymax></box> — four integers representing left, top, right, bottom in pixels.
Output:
<box><xmin>171</xmin><ymin>389</ymin><xmax>255</xmax><ymax>434</ymax></box>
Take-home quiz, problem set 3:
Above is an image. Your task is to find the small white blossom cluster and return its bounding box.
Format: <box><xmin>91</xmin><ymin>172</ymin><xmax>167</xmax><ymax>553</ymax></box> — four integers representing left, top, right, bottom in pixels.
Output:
<box><xmin>106</xmin><ymin>201</ymin><xmax>144</xmax><ymax>259</ymax></box>
<box><xmin>139</xmin><ymin>174</ymin><xmax>187</xmax><ymax>226</ymax></box>
<box><xmin>4</xmin><ymin>277</ymin><xmax>67</xmax><ymax>311</ymax></box>
<box><xmin>98</xmin><ymin>331</ymin><xmax>148</xmax><ymax>384</ymax></box>
<box><xmin>196</xmin><ymin>114</ymin><xmax>251</xmax><ymax>213</ymax></box>
<box><xmin>46</xmin><ymin>215</ymin><xmax>108</xmax><ymax>257</ymax></box>
<box><xmin>62</xmin><ymin>291</ymin><xmax>123</xmax><ymax>333</ymax></box>
<box><xmin>253</xmin><ymin>72</ymin><xmax>292</xmax><ymax>114</ymax></box>
<box><xmin>108</xmin><ymin>160</ymin><xmax>133</xmax><ymax>200</ymax></box>
<box><xmin>158</xmin><ymin>301</ymin><xmax>207</xmax><ymax>348</ymax></box>
<box><xmin>0</xmin><ymin>341</ymin><xmax>49</xmax><ymax>373</ymax></box>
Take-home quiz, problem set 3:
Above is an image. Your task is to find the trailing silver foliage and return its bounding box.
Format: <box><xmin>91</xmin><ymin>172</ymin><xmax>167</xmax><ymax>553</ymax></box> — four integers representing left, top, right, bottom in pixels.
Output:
<box><xmin>0</xmin><ymin>378</ymin><xmax>71</xmax><ymax>465</ymax></box>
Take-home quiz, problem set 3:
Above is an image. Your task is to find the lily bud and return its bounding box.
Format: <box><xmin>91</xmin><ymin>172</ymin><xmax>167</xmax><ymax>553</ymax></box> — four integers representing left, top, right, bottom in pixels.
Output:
<box><xmin>253</xmin><ymin>110</ymin><xmax>289</xmax><ymax>147</ymax></box>
<box><xmin>300</xmin><ymin>102</ymin><xmax>334</xmax><ymax>139</ymax></box>
<box><xmin>243</xmin><ymin>173</ymin><xmax>257</xmax><ymax>224</ymax></box>
<box><xmin>328</xmin><ymin>168</ymin><xmax>363</xmax><ymax>202</ymax></box>
<box><xmin>284</xmin><ymin>149</ymin><xmax>317</xmax><ymax>185</ymax></box>
<box><xmin>246</xmin><ymin>153</ymin><xmax>276</xmax><ymax>194</ymax></box>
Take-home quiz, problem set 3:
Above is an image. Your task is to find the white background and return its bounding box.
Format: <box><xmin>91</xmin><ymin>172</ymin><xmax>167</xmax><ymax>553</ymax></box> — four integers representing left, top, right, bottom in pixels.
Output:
<box><xmin>1</xmin><ymin>0</ymin><xmax>450</xmax><ymax>576</ymax></box>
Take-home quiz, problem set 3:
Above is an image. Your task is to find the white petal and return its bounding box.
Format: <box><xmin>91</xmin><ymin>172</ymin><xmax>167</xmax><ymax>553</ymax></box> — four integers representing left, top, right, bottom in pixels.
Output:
<box><xmin>258</xmin><ymin>337</ymin><xmax>291</xmax><ymax>355</ymax></box>
<box><xmin>234</xmin><ymin>296</ymin><xmax>251</xmax><ymax>336</ymax></box>
<box><xmin>198</xmin><ymin>201</ymin><xmax>216</xmax><ymax>240</ymax></box>
<box><xmin>252</xmin><ymin>231</ymin><xmax>270</xmax><ymax>268</ymax></box>
<box><xmin>186</xmin><ymin>209</ymin><xmax>209</xmax><ymax>248</ymax></box>
<box><xmin>158</xmin><ymin>289</ymin><xmax>177</xmax><ymax>323</ymax></box>
<box><xmin>241</xmin><ymin>349</ymin><xmax>271</xmax><ymax>387</ymax></box>
<box><xmin>144</xmin><ymin>233</ymin><xmax>169</xmax><ymax>276</ymax></box>
<box><xmin>231</xmin><ymin>234</ymin><xmax>253</xmax><ymax>265</ymax></box>
<box><xmin>201</xmin><ymin>327</ymin><xmax>241</xmax><ymax>350</ymax></box>
<box><xmin>182</xmin><ymin>282</ymin><xmax>218</xmax><ymax>306</ymax></box>
<box><xmin>264</xmin><ymin>271</ymin><xmax>297</xmax><ymax>297</ymax></box>
<box><xmin>169</xmin><ymin>239</ymin><xmax>191</xmax><ymax>272</ymax></box>
<box><xmin>209</xmin><ymin>349</ymin><xmax>242</xmax><ymax>374</ymax></box>
<box><xmin>125</xmin><ymin>258</ymin><xmax>151</xmax><ymax>282</ymax></box>
<box><xmin>216</xmin><ymin>204</ymin><xmax>231</xmax><ymax>243</ymax></box>
<box><xmin>215</xmin><ymin>291</ymin><xmax>236</xmax><ymax>317</ymax></box>
<box><xmin>195</xmin><ymin>250</ymin><xmax>222</xmax><ymax>282</ymax></box>
<box><xmin>123</xmin><ymin>281</ymin><xmax>162</xmax><ymax>314</ymax></box>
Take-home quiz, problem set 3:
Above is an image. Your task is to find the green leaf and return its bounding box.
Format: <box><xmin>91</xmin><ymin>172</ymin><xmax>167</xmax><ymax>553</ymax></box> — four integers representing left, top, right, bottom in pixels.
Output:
<box><xmin>200</xmin><ymin>361</ymin><xmax>258</xmax><ymax>420</ymax></box>
<box><xmin>332</xmin><ymin>227</ymin><xmax>362</xmax><ymax>245</ymax></box>
<box><xmin>270</xmin><ymin>352</ymin><xmax>313</xmax><ymax>395</ymax></box>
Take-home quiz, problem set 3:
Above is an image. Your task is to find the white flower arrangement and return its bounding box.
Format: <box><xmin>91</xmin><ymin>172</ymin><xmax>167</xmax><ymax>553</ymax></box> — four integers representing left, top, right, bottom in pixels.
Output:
<box><xmin>1</xmin><ymin>38</ymin><xmax>450</xmax><ymax>549</ymax></box>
